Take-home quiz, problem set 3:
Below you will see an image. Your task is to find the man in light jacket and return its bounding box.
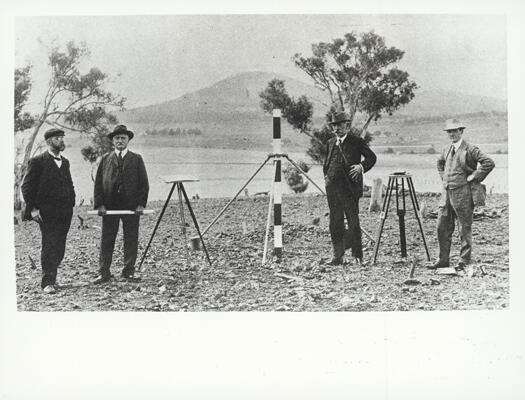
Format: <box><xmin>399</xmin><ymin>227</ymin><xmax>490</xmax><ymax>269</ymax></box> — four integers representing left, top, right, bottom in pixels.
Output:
<box><xmin>429</xmin><ymin>118</ymin><xmax>494</xmax><ymax>273</ymax></box>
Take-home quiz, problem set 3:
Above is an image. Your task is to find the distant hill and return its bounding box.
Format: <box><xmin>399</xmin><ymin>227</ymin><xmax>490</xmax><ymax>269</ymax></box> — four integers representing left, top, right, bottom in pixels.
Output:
<box><xmin>120</xmin><ymin>71</ymin><xmax>507</xmax><ymax>125</ymax></box>
<box><xmin>119</xmin><ymin>71</ymin><xmax>328</xmax><ymax>125</ymax></box>
<box><xmin>392</xmin><ymin>89</ymin><xmax>507</xmax><ymax>118</ymax></box>
<box><xmin>115</xmin><ymin>71</ymin><xmax>507</xmax><ymax>150</ymax></box>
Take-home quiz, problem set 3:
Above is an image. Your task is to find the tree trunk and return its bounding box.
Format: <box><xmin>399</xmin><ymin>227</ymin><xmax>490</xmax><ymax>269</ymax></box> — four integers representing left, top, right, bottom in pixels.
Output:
<box><xmin>13</xmin><ymin>164</ymin><xmax>24</xmax><ymax>211</ymax></box>
<box><xmin>368</xmin><ymin>178</ymin><xmax>383</xmax><ymax>212</ymax></box>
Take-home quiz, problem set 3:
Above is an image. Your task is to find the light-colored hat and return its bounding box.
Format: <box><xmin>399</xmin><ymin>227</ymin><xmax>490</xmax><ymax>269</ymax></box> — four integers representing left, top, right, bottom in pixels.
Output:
<box><xmin>444</xmin><ymin>118</ymin><xmax>466</xmax><ymax>131</ymax></box>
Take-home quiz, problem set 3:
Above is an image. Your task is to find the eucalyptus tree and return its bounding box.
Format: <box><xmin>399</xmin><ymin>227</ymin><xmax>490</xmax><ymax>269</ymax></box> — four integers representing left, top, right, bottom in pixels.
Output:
<box><xmin>260</xmin><ymin>31</ymin><xmax>417</xmax><ymax>163</ymax></box>
<box><xmin>14</xmin><ymin>41</ymin><xmax>125</xmax><ymax>209</ymax></box>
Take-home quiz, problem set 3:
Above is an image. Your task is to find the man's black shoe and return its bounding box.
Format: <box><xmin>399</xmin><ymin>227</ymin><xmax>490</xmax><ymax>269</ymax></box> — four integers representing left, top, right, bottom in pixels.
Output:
<box><xmin>93</xmin><ymin>274</ymin><xmax>112</xmax><ymax>284</ymax></box>
<box><xmin>455</xmin><ymin>262</ymin><xmax>467</xmax><ymax>272</ymax></box>
<box><xmin>427</xmin><ymin>261</ymin><xmax>449</xmax><ymax>270</ymax></box>
<box><xmin>328</xmin><ymin>257</ymin><xmax>344</xmax><ymax>266</ymax></box>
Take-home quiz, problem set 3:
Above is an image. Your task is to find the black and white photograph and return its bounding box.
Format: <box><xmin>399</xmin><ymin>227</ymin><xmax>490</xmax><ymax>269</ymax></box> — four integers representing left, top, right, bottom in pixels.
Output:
<box><xmin>11</xmin><ymin>14</ymin><xmax>511</xmax><ymax>311</ymax></box>
<box><xmin>2</xmin><ymin>1</ymin><xmax>525</xmax><ymax>399</ymax></box>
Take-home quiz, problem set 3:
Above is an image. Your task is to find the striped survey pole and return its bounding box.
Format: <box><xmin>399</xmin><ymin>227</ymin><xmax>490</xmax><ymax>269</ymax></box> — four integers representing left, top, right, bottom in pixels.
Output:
<box><xmin>273</xmin><ymin>109</ymin><xmax>283</xmax><ymax>261</ymax></box>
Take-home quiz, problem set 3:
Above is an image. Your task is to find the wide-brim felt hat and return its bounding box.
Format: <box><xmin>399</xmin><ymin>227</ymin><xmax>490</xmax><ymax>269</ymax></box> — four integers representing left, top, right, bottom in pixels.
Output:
<box><xmin>108</xmin><ymin>124</ymin><xmax>134</xmax><ymax>140</ymax></box>
<box><xmin>329</xmin><ymin>111</ymin><xmax>351</xmax><ymax>125</ymax></box>
<box><xmin>444</xmin><ymin>118</ymin><xmax>466</xmax><ymax>131</ymax></box>
<box><xmin>44</xmin><ymin>128</ymin><xmax>65</xmax><ymax>140</ymax></box>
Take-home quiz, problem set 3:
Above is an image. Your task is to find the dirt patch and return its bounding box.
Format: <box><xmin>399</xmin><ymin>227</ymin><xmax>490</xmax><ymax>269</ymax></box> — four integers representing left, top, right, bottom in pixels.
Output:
<box><xmin>14</xmin><ymin>193</ymin><xmax>509</xmax><ymax>311</ymax></box>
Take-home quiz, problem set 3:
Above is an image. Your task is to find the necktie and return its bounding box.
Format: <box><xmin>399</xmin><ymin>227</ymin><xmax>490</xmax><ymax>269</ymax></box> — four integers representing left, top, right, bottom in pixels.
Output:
<box><xmin>52</xmin><ymin>156</ymin><xmax>61</xmax><ymax>161</ymax></box>
<box><xmin>117</xmin><ymin>151</ymin><xmax>123</xmax><ymax>194</ymax></box>
<box><xmin>450</xmin><ymin>146</ymin><xmax>456</xmax><ymax>158</ymax></box>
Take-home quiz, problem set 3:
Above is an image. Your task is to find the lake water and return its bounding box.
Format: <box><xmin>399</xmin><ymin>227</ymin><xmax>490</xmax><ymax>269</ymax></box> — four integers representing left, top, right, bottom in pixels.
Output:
<box><xmin>63</xmin><ymin>145</ymin><xmax>508</xmax><ymax>203</ymax></box>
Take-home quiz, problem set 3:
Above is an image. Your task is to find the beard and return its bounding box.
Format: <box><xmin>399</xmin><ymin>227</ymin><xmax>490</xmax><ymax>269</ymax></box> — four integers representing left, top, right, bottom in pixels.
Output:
<box><xmin>51</xmin><ymin>142</ymin><xmax>66</xmax><ymax>152</ymax></box>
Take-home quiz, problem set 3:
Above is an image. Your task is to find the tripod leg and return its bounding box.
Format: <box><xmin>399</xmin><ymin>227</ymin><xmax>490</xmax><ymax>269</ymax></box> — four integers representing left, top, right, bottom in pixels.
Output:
<box><xmin>201</xmin><ymin>155</ymin><xmax>271</xmax><ymax>236</ymax></box>
<box><xmin>373</xmin><ymin>177</ymin><xmax>395</xmax><ymax>263</ymax></box>
<box><xmin>397</xmin><ymin>178</ymin><xmax>407</xmax><ymax>258</ymax></box>
<box><xmin>360</xmin><ymin>225</ymin><xmax>375</xmax><ymax>243</ymax></box>
<box><xmin>407</xmin><ymin>177</ymin><xmax>431</xmax><ymax>261</ymax></box>
<box><xmin>262</xmin><ymin>180</ymin><xmax>275</xmax><ymax>265</ymax></box>
<box><xmin>180</xmin><ymin>184</ymin><xmax>212</xmax><ymax>267</ymax></box>
<box><xmin>177</xmin><ymin>184</ymin><xmax>188</xmax><ymax>238</ymax></box>
<box><xmin>137</xmin><ymin>182</ymin><xmax>177</xmax><ymax>271</ymax></box>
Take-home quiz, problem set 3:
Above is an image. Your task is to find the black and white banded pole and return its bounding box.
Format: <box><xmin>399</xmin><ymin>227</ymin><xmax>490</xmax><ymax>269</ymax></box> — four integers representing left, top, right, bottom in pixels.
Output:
<box><xmin>273</xmin><ymin>109</ymin><xmax>283</xmax><ymax>262</ymax></box>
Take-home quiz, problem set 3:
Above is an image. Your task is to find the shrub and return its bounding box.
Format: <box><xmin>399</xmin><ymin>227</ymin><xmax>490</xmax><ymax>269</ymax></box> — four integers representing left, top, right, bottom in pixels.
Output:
<box><xmin>284</xmin><ymin>160</ymin><xmax>311</xmax><ymax>193</ymax></box>
<box><xmin>426</xmin><ymin>145</ymin><xmax>437</xmax><ymax>154</ymax></box>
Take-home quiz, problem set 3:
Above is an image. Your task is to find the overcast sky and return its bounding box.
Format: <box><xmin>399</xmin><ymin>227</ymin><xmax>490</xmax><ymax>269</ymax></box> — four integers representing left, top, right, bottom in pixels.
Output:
<box><xmin>15</xmin><ymin>14</ymin><xmax>507</xmax><ymax>110</ymax></box>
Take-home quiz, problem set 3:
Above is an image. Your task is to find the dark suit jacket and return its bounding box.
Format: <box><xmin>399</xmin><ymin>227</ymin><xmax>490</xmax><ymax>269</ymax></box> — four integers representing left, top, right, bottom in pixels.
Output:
<box><xmin>323</xmin><ymin>135</ymin><xmax>377</xmax><ymax>198</ymax></box>
<box><xmin>94</xmin><ymin>150</ymin><xmax>149</xmax><ymax>210</ymax></box>
<box><xmin>21</xmin><ymin>152</ymin><xmax>76</xmax><ymax>221</ymax></box>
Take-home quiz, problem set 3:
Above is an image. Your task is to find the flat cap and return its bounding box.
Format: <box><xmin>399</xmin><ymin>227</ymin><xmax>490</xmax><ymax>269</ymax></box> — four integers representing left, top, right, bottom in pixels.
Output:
<box><xmin>44</xmin><ymin>128</ymin><xmax>65</xmax><ymax>140</ymax></box>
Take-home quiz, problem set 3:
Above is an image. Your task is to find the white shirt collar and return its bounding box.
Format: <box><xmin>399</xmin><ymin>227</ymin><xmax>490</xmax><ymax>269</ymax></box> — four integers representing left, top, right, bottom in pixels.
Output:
<box><xmin>115</xmin><ymin>148</ymin><xmax>128</xmax><ymax>157</ymax></box>
<box><xmin>336</xmin><ymin>134</ymin><xmax>347</xmax><ymax>144</ymax></box>
<box><xmin>48</xmin><ymin>150</ymin><xmax>61</xmax><ymax>159</ymax></box>
<box><xmin>452</xmin><ymin>138</ymin><xmax>463</xmax><ymax>151</ymax></box>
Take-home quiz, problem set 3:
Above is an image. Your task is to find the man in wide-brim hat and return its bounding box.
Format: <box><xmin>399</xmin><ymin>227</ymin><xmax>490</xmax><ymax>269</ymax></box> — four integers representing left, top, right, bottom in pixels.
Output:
<box><xmin>93</xmin><ymin>124</ymin><xmax>149</xmax><ymax>284</ymax></box>
<box><xmin>107</xmin><ymin>124</ymin><xmax>134</xmax><ymax>140</ymax></box>
<box><xmin>329</xmin><ymin>111</ymin><xmax>352</xmax><ymax>125</ymax></box>
<box><xmin>323</xmin><ymin>111</ymin><xmax>377</xmax><ymax>266</ymax></box>
<box><xmin>430</xmin><ymin>118</ymin><xmax>495</xmax><ymax>275</ymax></box>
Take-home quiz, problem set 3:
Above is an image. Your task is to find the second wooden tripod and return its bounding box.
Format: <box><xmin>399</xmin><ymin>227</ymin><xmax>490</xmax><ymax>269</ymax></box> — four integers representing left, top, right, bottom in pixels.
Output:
<box><xmin>372</xmin><ymin>172</ymin><xmax>430</xmax><ymax>263</ymax></box>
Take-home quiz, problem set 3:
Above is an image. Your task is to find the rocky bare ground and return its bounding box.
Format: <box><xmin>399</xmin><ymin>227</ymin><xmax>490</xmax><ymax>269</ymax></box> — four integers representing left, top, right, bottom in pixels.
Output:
<box><xmin>14</xmin><ymin>193</ymin><xmax>509</xmax><ymax>312</ymax></box>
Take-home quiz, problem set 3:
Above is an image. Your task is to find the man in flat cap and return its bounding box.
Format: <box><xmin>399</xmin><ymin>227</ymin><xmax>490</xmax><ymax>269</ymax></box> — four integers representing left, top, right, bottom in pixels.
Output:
<box><xmin>22</xmin><ymin>128</ymin><xmax>76</xmax><ymax>294</ymax></box>
<box><xmin>430</xmin><ymin>118</ymin><xmax>495</xmax><ymax>274</ymax></box>
<box><xmin>93</xmin><ymin>125</ymin><xmax>149</xmax><ymax>284</ymax></box>
<box><xmin>323</xmin><ymin>111</ymin><xmax>377</xmax><ymax>266</ymax></box>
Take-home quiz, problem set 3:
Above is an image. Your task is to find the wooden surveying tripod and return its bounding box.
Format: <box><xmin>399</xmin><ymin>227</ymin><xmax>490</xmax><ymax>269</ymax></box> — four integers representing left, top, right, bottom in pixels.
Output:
<box><xmin>199</xmin><ymin>110</ymin><xmax>327</xmax><ymax>263</ymax></box>
<box><xmin>372</xmin><ymin>172</ymin><xmax>430</xmax><ymax>263</ymax></box>
<box><xmin>199</xmin><ymin>109</ymin><xmax>375</xmax><ymax>264</ymax></box>
<box><xmin>137</xmin><ymin>176</ymin><xmax>212</xmax><ymax>271</ymax></box>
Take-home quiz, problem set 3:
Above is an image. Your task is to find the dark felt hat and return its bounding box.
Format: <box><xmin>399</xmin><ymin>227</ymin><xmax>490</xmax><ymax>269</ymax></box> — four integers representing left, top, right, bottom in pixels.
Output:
<box><xmin>329</xmin><ymin>111</ymin><xmax>351</xmax><ymax>125</ymax></box>
<box><xmin>108</xmin><ymin>124</ymin><xmax>134</xmax><ymax>140</ymax></box>
<box><xmin>44</xmin><ymin>128</ymin><xmax>65</xmax><ymax>140</ymax></box>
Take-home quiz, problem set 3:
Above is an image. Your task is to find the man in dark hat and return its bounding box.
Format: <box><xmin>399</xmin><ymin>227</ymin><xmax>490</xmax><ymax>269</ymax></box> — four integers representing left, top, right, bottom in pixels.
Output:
<box><xmin>323</xmin><ymin>112</ymin><xmax>377</xmax><ymax>266</ymax></box>
<box><xmin>430</xmin><ymin>118</ymin><xmax>494</xmax><ymax>275</ymax></box>
<box><xmin>93</xmin><ymin>124</ymin><xmax>149</xmax><ymax>284</ymax></box>
<box><xmin>21</xmin><ymin>128</ymin><xmax>76</xmax><ymax>294</ymax></box>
